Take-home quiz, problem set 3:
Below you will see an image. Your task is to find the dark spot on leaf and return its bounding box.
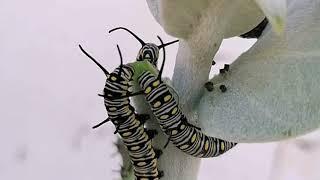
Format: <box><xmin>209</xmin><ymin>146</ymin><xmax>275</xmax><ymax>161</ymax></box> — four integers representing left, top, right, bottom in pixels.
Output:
<box><xmin>219</xmin><ymin>85</ymin><xmax>227</xmax><ymax>93</ymax></box>
<box><xmin>204</xmin><ymin>82</ymin><xmax>214</xmax><ymax>92</ymax></box>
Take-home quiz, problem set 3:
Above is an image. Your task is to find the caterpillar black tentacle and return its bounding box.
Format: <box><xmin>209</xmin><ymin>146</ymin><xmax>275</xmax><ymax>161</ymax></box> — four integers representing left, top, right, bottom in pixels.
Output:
<box><xmin>137</xmin><ymin>42</ymin><xmax>237</xmax><ymax>158</ymax></box>
<box><xmin>92</xmin><ymin>118</ymin><xmax>110</xmax><ymax>129</ymax></box>
<box><xmin>79</xmin><ymin>44</ymin><xmax>109</xmax><ymax>76</ymax></box>
<box><xmin>79</xmin><ymin>44</ymin><xmax>163</xmax><ymax>179</ymax></box>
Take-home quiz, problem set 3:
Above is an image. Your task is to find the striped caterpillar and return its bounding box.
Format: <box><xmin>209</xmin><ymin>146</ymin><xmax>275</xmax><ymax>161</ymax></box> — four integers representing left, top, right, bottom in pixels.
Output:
<box><xmin>137</xmin><ymin>45</ymin><xmax>238</xmax><ymax>158</ymax></box>
<box><xmin>79</xmin><ymin>43</ymin><xmax>163</xmax><ymax>180</ymax></box>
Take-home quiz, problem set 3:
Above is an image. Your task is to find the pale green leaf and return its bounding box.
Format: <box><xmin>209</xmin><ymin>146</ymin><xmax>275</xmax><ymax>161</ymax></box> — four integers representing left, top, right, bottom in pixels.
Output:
<box><xmin>197</xmin><ymin>0</ymin><xmax>320</xmax><ymax>142</ymax></box>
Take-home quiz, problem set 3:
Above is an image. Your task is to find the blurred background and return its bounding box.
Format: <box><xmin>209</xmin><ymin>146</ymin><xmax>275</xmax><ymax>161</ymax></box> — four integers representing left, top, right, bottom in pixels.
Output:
<box><xmin>1</xmin><ymin>0</ymin><xmax>319</xmax><ymax>179</ymax></box>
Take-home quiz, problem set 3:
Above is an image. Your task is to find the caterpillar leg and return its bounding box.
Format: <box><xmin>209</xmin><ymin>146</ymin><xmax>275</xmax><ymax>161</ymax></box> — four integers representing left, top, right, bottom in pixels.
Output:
<box><xmin>163</xmin><ymin>134</ymin><xmax>172</xmax><ymax>149</ymax></box>
<box><xmin>158</xmin><ymin>171</ymin><xmax>164</xmax><ymax>178</ymax></box>
<box><xmin>136</xmin><ymin>114</ymin><xmax>150</xmax><ymax>124</ymax></box>
<box><xmin>124</xmin><ymin>91</ymin><xmax>144</xmax><ymax>98</ymax></box>
<box><xmin>98</xmin><ymin>93</ymin><xmax>105</xmax><ymax>97</ymax></box>
<box><xmin>146</xmin><ymin>129</ymin><xmax>158</xmax><ymax>139</ymax></box>
<box><xmin>154</xmin><ymin>149</ymin><xmax>163</xmax><ymax>158</ymax></box>
<box><xmin>97</xmin><ymin>91</ymin><xmax>144</xmax><ymax>100</ymax></box>
<box><xmin>181</xmin><ymin>117</ymin><xmax>201</xmax><ymax>130</ymax></box>
<box><xmin>114</xmin><ymin>125</ymin><xmax>120</xmax><ymax>134</ymax></box>
<box><xmin>188</xmin><ymin>123</ymin><xmax>201</xmax><ymax>131</ymax></box>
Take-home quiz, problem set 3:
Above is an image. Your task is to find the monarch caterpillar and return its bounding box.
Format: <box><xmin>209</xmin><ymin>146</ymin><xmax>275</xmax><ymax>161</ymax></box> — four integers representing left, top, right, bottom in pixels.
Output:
<box><xmin>79</xmin><ymin>43</ymin><xmax>164</xmax><ymax>180</ymax></box>
<box><xmin>137</xmin><ymin>45</ymin><xmax>237</xmax><ymax>158</ymax></box>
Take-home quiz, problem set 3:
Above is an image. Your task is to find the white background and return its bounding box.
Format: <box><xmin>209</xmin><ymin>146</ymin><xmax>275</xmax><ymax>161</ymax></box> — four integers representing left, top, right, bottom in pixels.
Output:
<box><xmin>1</xmin><ymin>0</ymin><xmax>319</xmax><ymax>180</ymax></box>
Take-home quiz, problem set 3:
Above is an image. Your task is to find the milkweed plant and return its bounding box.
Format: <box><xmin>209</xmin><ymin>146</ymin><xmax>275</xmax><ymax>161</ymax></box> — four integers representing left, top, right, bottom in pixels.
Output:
<box><xmin>118</xmin><ymin>0</ymin><xmax>320</xmax><ymax>179</ymax></box>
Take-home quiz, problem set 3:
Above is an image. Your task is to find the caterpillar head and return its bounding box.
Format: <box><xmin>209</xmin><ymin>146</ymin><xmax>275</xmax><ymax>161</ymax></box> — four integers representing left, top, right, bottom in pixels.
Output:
<box><xmin>104</xmin><ymin>45</ymin><xmax>134</xmax><ymax>98</ymax></box>
<box><xmin>109</xmin><ymin>27</ymin><xmax>178</xmax><ymax>68</ymax></box>
<box><xmin>136</xmin><ymin>43</ymin><xmax>159</xmax><ymax>66</ymax></box>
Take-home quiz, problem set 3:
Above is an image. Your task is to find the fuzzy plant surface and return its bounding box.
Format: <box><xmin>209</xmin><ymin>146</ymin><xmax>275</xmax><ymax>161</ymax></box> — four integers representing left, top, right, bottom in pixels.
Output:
<box><xmin>117</xmin><ymin>0</ymin><xmax>320</xmax><ymax>180</ymax></box>
<box><xmin>198</xmin><ymin>0</ymin><xmax>320</xmax><ymax>142</ymax></box>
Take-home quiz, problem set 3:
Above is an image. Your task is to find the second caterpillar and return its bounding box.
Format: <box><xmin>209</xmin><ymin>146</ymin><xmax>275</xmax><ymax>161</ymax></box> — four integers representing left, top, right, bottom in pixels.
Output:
<box><xmin>134</xmin><ymin>44</ymin><xmax>238</xmax><ymax>158</ymax></box>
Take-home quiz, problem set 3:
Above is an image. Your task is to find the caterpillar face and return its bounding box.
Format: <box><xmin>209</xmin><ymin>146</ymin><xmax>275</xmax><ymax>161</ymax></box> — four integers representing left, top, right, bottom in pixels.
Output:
<box><xmin>136</xmin><ymin>43</ymin><xmax>160</xmax><ymax>67</ymax></box>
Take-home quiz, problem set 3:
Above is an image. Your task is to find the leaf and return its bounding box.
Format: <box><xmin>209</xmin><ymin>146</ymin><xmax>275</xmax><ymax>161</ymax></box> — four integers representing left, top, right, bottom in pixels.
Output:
<box><xmin>197</xmin><ymin>0</ymin><xmax>320</xmax><ymax>143</ymax></box>
<box><xmin>146</xmin><ymin>0</ymin><xmax>266</xmax><ymax>38</ymax></box>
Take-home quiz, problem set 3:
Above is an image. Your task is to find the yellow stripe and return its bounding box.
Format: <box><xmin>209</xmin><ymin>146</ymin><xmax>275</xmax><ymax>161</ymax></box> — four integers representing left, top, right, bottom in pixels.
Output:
<box><xmin>145</xmin><ymin>86</ymin><xmax>152</xmax><ymax>94</ymax></box>
<box><xmin>171</xmin><ymin>130</ymin><xmax>178</xmax><ymax>135</ymax></box>
<box><xmin>160</xmin><ymin>115</ymin><xmax>169</xmax><ymax>119</ymax></box>
<box><xmin>137</xmin><ymin>162</ymin><xmax>147</xmax><ymax>166</ymax></box>
<box><xmin>191</xmin><ymin>133</ymin><xmax>197</xmax><ymax>143</ymax></box>
<box><xmin>171</xmin><ymin>107</ymin><xmax>178</xmax><ymax>114</ymax></box>
<box><xmin>221</xmin><ymin>142</ymin><xmax>225</xmax><ymax>151</ymax></box>
<box><xmin>152</xmin><ymin>80</ymin><xmax>160</xmax><ymax>87</ymax></box>
<box><xmin>180</xmin><ymin>144</ymin><xmax>189</xmax><ymax>150</ymax></box>
<box><xmin>164</xmin><ymin>95</ymin><xmax>172</xmax><ymax>102</ymax></box>
<box><xmin>204</xmin><ymin>140</ymin><xmax>209</xmax><ymax>151</ymax></box>
<box><xmin>131</xmin><ymin>146</ymin><xmax>140</xmax><ymax>151</ymax></box>
<box><xmin>153</xmin><ymin>101</ymin><xmax>161</xmax><ymax>108</ymax></box>
<box><xmin>122</xmin><ymin>132</ymin><xmax>132</xmax><ymax>136</ymax></box>
<box><xmin>110</xmin><ymin>76</ymin><xmax>117</xmax><ymax>81</ymax></box>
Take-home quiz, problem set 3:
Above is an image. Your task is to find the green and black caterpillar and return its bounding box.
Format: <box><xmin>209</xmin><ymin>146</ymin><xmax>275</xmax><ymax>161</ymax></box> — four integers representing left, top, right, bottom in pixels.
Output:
<box><xmin>79</xmin><ymin>42</ymin><xmax>164</xmax><ymax>179</ymax></box>
<box><xmin>134</xmin><ymin>38</ymin><xmax>237</xmax><ymax>157</ymax></box>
